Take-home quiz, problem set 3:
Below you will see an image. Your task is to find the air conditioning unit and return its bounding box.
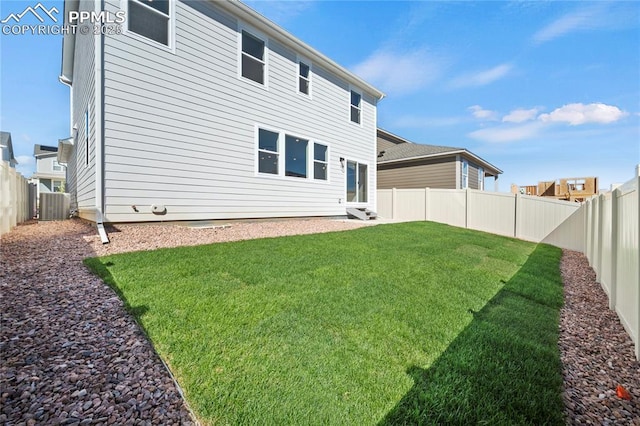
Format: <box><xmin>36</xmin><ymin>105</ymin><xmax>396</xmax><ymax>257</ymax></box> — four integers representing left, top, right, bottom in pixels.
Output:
<box><xmin>39</xmin><ymin>193</ymin><xmax>70</xmax><ymax>221</ymax></box>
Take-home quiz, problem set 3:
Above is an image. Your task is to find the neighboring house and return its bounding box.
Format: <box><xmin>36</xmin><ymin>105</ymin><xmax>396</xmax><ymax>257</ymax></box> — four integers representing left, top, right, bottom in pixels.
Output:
<box><xmin>1</xmin><ymin>131</ymin><xmax>18</xmax><ymax>168</ymax></box>
<box><xmin>32</xmin><ymin>145</ymin><xmax>67</xmax><ymax>198</ymax></box>
<box><xmin>58</xmin><ymin>0</ymin><xmax>384</xmax><ymax>224</ymax></box>
<box><xmin>511</xmin><ymin>177</ymin><xmax>598</xmax><ymax>203</ymax></box>
<box><xmin>376</xmin><ymin>129</ymin><xmax>502</xmax><ymax>191</ymax></box>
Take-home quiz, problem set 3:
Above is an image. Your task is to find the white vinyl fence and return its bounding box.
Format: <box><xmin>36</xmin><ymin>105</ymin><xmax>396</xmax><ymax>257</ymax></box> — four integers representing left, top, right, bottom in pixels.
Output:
<box><xmin>0</xmin><ymin>160</ymin><xmax>34</xmax><ymax>236</ymax></box>
<box><xmin>377</xmin><ymin>187</ymin><xmax>581</xmax><ymax>244</ymax></box>
<box><xmin>377</xmin><ymin>165</ymin><xmax>639</xmax><ymax>359</ymax></box>
<box><xmin>575</xmin><ymin>170</ymin><xmax>638</xmax><ymax>360</ymax></box>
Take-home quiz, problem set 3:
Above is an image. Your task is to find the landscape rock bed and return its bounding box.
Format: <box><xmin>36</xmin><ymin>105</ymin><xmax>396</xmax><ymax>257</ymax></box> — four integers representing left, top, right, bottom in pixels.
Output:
<box><xmin>560</xmin><ymin>250</ymin><xmax>639</xmax><ymax>425</ymax></box>
<box><xmin>1</xmin><ymin>219</ymin><xmax>638</xmax><ymax>424</ymax></box>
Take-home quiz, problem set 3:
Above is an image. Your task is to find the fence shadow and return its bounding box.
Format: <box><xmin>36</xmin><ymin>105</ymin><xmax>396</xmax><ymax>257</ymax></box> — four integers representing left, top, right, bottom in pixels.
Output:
<box><xmin>379</xmin><ymin>244</ymin><xmax>565</xmax><ymax>425</ymax></box>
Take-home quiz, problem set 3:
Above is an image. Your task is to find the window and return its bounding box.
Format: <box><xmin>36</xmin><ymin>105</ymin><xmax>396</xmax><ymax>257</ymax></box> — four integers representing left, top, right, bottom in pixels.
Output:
<box><xmin>478</xmin><ymin>167</ymin><xmax>484</xmax><ymax>190</ymax></box>
<box><xmin>85</xmin><ymin>109</ymin><xmax>90</xmax><ymax>167</ymax></box>
<box><xmin>258</xmin><ymin>129</ymin><xmax>279</xmax><ymax>175</ymax></box>
<box><xmin>52</xmin><ymin>180</ymin><xmax>63</xmax><ymax>193</ymax></box>
<box><xmin>127</xmin><ymin>0</ymin><xmax>171</xmax><ymax>46</ymax></box>
<box><xmin>298</xmin><ymin>61</ymin><xmax>310</xmax><ymax>95</ymax></box>
<box><xmin>285</xmin><ymin>135</ymin><xmax>308</xmax><ymax>178</ymax></box>
<box><xmin>346</xmin><ymin>161</ymin><xmax>367</xmax><ymax>203</ymax></box>
<box><xmin>350</xmin><ymin>90</ymin><xmax>361</xmax><ymax>124</ymax></box>
<box><xmin>241</xmin><ymin>30</ymin><xmax>266</xmax><ymax>85</ymax></box>
<box><xmin>313</xmin><ymin>143</ymin><xmax>328</xmax><ymax>181</ymax></box>
<box><xmin>461</xmin><ymin>159</ymin><xmax>469</xmax><ymax>189</ymax></box>
<box><xmin>52</xmin><ymin>160</ymin><xmax>64</xmax><ymax>172</ymax></box>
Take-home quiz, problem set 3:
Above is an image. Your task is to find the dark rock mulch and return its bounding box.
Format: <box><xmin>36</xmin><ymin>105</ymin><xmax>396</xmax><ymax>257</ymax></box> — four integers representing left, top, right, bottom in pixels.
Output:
<box><xmin>560</xmin><ymin>250</ymin><xmax>639</xmax><ymax>425</ymax></box>
<box><xmin>0</xmin><ymin>221</ymin><xmax>194</xmax><ymax>425</ymax></box>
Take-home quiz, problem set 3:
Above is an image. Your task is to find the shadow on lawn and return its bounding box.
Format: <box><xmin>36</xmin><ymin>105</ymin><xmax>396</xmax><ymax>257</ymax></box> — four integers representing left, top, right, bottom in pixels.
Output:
<box><xmin>379</xmin><ymin>244</ymin><xmax>565</xmax><ymax>426</ymax></box>
<box><xmin>83</xmin><ymin>258</ymin><xmax>150</xmax><ymax>319</ymax></box>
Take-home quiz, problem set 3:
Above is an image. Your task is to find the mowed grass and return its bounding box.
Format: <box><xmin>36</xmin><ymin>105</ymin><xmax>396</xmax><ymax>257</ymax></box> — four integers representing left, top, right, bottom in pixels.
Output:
<box><xmin>84</xmin><ymin>221</ymin><xmax>565</xmax><ymax>425</ymax></box>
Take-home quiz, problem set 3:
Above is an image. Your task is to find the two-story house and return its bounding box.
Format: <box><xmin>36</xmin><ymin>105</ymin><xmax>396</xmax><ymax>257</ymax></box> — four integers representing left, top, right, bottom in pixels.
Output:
<box><xmin>1</xmin><ymin>131</ymin><xmax>18</xmax><ymax>168</ymax></box>
<box><xmin>31</xmin><ymin>144</ymin><xmax>67</xmax><ymax>197</ymax></box>
<box><xmin>58</xmin><ymin>0</ymin><xmax>384</xmax><ymax>227</ymax></box>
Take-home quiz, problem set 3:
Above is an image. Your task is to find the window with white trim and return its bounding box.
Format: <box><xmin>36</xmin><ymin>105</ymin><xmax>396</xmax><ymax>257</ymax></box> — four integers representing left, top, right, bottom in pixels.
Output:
<box><xmin>350</xmin><ymin>90</ymin><xmax>361</xmax><ymax>124</ymax></box>
<box><xmin>258</xmin><ymin>129</ymin><xmax>279</xmax><ymax>175</ymax></box>
<box><xmin>241</xmin><ymin>30</ymin><xmax>266</xmax><ymax>85</ymax></box>
<box><xmin>313</xmin><ymin>143</ymin><xmax>328</xmax><ymax>181</ymax></box>
<box><xmin>52</xmin><ymin>160</ymin><xmax>64</xmax><ymax>172</ymax></box>
<box><xmin>298</xmin><ymin>61</ymin><xmax>310</xmax><ymax>95</ymax></box>
<box><xmin>52</xmin><ymin>180</ymin><xmax>63</xmax><ymax>193</ymax></box>
<box><xmin>257</xmin><ymin>127</ymin><xmax>328</xmax><ymax>181</ymax></box>
<box><xmin>461</xmin><ymin>159</ymin><xmax>469</xmax><ymax>189</ymax></box>
<box><xmin>127</xmin><ymin>0</ymin><xmax>171</xmax><ymax>46</ymax></box>
<box><xmin>478</xmin><ymin>167</ymin><xmax>484</xmax><ymax>190</ymax></box>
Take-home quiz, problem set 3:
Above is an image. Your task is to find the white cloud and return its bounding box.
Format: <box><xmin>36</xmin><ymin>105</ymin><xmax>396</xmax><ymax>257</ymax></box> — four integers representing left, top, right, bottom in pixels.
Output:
<box><xmin>539</xmin><ymin>103</ymin><xmax>628</xmax><ymax>126</ymax></box>
<box><xmin>468</xmin><ymin>122</ymin><xmax>544</xmax><ymax>143</ymax></box>
<box><xmin>532</xmin><ymin>8</ymin><xmax>596</xmax><ymax>45</ymax></box>
<box><xmin>531</xmin><ymin>3</ymin><xmax>639</xmax><ymax>45</ymax></box>
<box><xmin>502</xmin><ymin>108</ymin><xmax>540</xmax><ymax>123</ymax></box>
<box><xmin>449</xmin><ymin>63</ymin><xmax>513</xmax><ymax>89</ymax></box>
<box><xmin>352</xmin><ymin>48</ymin><xmax>445</xmax><ymax>95</ymax></box>
<box><xmin>468</xmin><ymin>105</ymin><xmax>498</xmax><ymax>121</ymax></box>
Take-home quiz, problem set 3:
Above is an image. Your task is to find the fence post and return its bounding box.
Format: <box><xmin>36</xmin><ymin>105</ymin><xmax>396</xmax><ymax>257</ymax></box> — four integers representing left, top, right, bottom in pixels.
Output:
<box><xmin>424</xmin><ymin>187</ymin><xmax>430</xmax><ymax>221</ymax></box>
<box><xmin>596</xmin><ymin>194</ymin><xmax>604</xmax><ymax>281</ymax></box>
<box><xmin>392</xmin><ymin>187</ymin><xmax>397</xmax><ymax>220</ymax></box>
<box><xmin>464</xmin><ymin>188</ymin><xmax>469</xmax><ymax>229</ymax></box>
<box><xmin>609</xmin><ymin>189</ymin><xmax>619</xmax><ymax>311</ymax></box>
<box><xmin>514</xmin><ymin>193</ymin><xmax>520</xmax><ymax>239</ymax></box>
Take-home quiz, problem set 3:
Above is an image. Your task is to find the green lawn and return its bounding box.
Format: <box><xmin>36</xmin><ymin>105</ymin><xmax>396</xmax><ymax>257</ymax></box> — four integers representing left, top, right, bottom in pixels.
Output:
<box><xmin>85</xmin><ymin>221</ymin><xmax>565</xmax><ymax>425</ymax></box>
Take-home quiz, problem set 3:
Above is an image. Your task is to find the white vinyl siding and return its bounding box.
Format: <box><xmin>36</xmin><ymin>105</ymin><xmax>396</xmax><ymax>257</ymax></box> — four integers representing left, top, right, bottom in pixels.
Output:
<box><xmin>99</xmin><ymin>0</ymin><xmax>377</xmax><ymax>222</ymax></box>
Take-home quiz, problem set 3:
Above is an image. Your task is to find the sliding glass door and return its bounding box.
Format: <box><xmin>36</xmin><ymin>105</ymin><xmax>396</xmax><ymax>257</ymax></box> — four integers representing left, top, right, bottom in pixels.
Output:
<box><xmin>346</xmin><ymin>160</ymin><xmax>367</xmax><ymax>203</ymax></box>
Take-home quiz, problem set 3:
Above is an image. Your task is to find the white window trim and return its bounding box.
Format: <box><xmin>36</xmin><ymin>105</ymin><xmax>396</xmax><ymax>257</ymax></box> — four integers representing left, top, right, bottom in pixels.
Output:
<box><xmin>254</xmin><ymin>125</ymin><xmax>329</xmax><ymax>183</ymax></box>
<box><xmin>238</xmin><ymin>25</ymin><xmax>269</xmax><ymax>90</ymax></box>
<box><xmin>461</xmin><ymin>159</ymin><xmax>469</xmax><ymax>189</ymax></box>
<box><xmin>122</xmin><ymin>0</ymin><xmax>176</xmax><ymax>53</ymax></box>
<box><xmin>478</xmin><ymin>167</ymin><xmax>484</xmax><ymax>191</ymax></box>
<box><xmin>296</xmin><ymin>56</ymin><xmax>312</xmax><ymax>99</ymax></box>
<box><xmin>344</xmin><ymin>159</ymin><xmax>369</xmax><ymax>205</ymax></box>
<box><xmin>349</xmin><ymin>86</ymin><xmax>363</xmax><ymax>126</ymax></box>
<box><xmin>312</xmin><ymin>142</ymin><xmax>329</xmax><ymax>182</ymax></box>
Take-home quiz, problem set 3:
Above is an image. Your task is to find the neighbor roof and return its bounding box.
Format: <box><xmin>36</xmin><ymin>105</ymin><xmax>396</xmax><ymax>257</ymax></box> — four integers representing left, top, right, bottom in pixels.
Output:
<box><xmin>377</xmin><ymin>128</ymin><xmax>503</xmax><ymax>175</ymax></box>
<box><xmin>34</xmin><ymin>144</ymin><xmax>58</xmax><ymax>156</ymax></box>
<box><xmin>60</xmin><ymin>0</ymin><xmax>385</xmax><ymax>101</ymax></box>
<box><xmin>0</xmin><ymin>131</ymin><xmax>17</xmax><ymax>166</ymax></box>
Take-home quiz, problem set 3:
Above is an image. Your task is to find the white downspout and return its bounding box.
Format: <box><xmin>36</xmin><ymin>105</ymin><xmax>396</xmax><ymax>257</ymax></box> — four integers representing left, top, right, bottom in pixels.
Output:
<box><xmin>94</xmin><ymin>0</ymin><xmax>108</xmax><ymax>244</ymax></box>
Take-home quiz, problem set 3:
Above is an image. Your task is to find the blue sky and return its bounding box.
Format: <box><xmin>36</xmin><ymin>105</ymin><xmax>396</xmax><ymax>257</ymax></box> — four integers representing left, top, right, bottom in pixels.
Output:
<box><xmin>1</xmin><ymin>0</ymin><xmax>639</xmax><ymax>191</ymax></box>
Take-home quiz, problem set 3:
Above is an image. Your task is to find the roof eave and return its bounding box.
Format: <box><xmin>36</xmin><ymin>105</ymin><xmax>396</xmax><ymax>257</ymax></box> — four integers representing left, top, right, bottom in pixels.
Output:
<box><xmin>214</xmin><ymin>0</ymin><xmax>385</xmax><ymax>100</ymax></box>
<box><xmin>379</xmin><ymin>150</ymin><xmax>503</xmax><ymax>175</ymax></box>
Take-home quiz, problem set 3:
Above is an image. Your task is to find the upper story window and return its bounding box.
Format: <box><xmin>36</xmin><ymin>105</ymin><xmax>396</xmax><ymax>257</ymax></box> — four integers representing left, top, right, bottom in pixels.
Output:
<box><xmin>127</xmin><ymin>0</ymin><xmax>171</xmax><ymax>47</ymax></box>
<box><xmin>241</xmin><ymin>30</ymin><xmax>266</xmax><ymax>85</ymax></box>
<box><xmin>298</xmin><ymin>61</ymin><xmax>310</xmax><ymax>95</ymax></box>
<box><xmin>52</xmin><ymin>160</ymin><xmax>64</xmax><ymax>172</ymax></box>
<box><xmin>350</xmin><ymin>90</ymin><xmax>361</xmax><ymax>124</ymax></box>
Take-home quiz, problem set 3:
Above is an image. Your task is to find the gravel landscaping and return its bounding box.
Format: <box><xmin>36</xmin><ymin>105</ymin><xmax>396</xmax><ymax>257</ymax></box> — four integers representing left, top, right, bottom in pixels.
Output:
<box><xmin>1</xmin><ymin>219</ymin><xmax>638</xmax><ymax>424</ymax></box>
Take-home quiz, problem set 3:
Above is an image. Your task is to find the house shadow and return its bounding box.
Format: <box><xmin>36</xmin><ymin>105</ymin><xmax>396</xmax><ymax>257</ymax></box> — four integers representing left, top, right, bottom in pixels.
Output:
<box><xmin>379</xmin><ymin>244</ymin><xmax>565</xmax><ymax>426</ymax></box>
<box><xmin>83</xmin><ymin>258</ymin><xmax>150</xmax><ymax>320</ymax></box>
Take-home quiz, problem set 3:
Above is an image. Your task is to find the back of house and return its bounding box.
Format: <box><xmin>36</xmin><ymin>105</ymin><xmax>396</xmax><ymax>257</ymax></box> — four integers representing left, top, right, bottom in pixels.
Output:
<box><xmin>59</xmin><ymin>0</ymin><xmax>384</xmax><ymax>223</ymax></box>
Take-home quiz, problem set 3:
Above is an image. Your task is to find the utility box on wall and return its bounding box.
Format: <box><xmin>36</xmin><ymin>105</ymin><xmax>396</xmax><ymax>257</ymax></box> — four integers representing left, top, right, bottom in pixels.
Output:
<box><xmin>39</xmin><ymin>193</ymin><xmax>70</xmax><ymax>221</ymax></box>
